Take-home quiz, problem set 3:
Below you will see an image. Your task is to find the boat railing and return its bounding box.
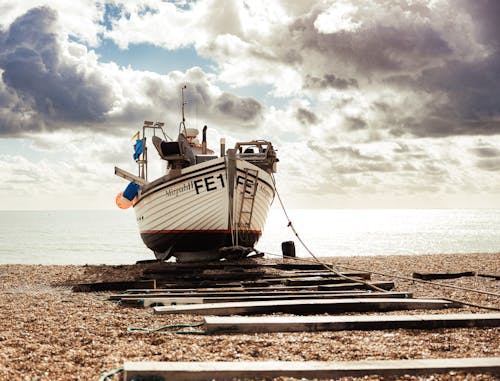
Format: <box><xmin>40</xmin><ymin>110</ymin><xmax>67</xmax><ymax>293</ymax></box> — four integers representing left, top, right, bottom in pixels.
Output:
<box><xmin>234</xmin><ymin>140</ymin><xmax>278</xmax><ymax>173</ymax></box>
<box><xmin>138</xmin><ymin>121</ymin><xmax>171</xmax><ymax>181</ymax></box>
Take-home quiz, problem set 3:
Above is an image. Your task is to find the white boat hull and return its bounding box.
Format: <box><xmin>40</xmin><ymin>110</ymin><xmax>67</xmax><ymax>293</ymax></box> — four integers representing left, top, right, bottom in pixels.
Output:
<box><xmin>133</xmin><ymin>157</ymin><xmax>275</xmax><ymax>261</ymax></box>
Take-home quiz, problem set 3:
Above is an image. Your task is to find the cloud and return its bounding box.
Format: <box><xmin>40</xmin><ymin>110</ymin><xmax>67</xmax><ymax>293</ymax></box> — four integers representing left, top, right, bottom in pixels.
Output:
<box><xmin>296</xmin><ymin>107</ymin><xmax>319</xmax><ymax>125</ymax></box>
<box><xmin>459</xmin><ymin>0</ymin><xmax>500</xmax><ymax>50</ymax></box>
<box><xmin>470</xmin><ymin>140</ymin><xmax>500</xmax><ymax>171</ymax></box>
<box><xmin>0</xmin><ymin>7</ymin><xmax>113</xmax><ymax>134</ymax></box>
<box><xmin>215</xmin><ymin>92</ymin><xmax>262</xmax><ymax>122</ymax></box>
<box><xmin>477</xmin><ymin>158</ymin><xmax>500</xmax><ymax>171</ymax></box>
<box><xmin>304</xmin><ymin>74</ymin><xmax>358</xmax><ymax>90</ymax></box>
<box><xmin>0</xmin><ymin>6</ymin><xmax>266</xmax><ymax>137</ymax></box>
<box><xmin>2</xmin><ymin>1</ymin><xmax>500</xmax><ymax>209</ymax></box>
<box><xmin>0</xmin><ymin>1</ymin><xmax>105</xmax><ymax>46</ymax></box>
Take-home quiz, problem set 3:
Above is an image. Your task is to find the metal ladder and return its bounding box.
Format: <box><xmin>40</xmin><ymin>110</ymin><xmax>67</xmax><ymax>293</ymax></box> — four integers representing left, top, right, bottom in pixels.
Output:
<box><xmin>237</xmin><ymin>168</ymin><xmax>259</xmax><ymax>230</ymax></box>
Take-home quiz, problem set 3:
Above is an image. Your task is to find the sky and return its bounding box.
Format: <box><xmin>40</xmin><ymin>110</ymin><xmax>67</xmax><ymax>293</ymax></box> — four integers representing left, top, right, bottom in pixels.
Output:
<box><xmin>0</xmin><ymin>0</ymin><xmax>499</xmax><ymax>210</ymax></box>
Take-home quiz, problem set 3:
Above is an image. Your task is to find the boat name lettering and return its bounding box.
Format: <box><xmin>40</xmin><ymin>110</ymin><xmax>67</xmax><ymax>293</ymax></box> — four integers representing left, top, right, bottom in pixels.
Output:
<box><xmin>194</xmin><ymin>174</ymin><xmax>225</xmax><ymax>194</ymax></box>
<box><xmin>236</xmin><ymin>175</ymin><xmax>254</xmax><ymax>194</ymax></box>
<box><xmin>165</xmin><ymin>182</ymin><xmax>194</xmax><ymax>198</ymax></box>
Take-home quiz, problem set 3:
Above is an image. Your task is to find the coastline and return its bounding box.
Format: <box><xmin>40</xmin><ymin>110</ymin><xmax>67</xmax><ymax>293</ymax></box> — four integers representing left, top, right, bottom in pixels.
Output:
<box><xmin>0</xmin><ymin>252</ymin><xmax>498</xmax><ymax>380</ymax></box>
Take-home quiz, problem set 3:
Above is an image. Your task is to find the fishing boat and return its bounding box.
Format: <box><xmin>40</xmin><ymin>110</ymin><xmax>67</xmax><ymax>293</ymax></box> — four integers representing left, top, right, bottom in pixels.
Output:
<box><xmin>114</xmin><ymin>87</ymin><xmax>278</xmax><ymax>262</ymax></box>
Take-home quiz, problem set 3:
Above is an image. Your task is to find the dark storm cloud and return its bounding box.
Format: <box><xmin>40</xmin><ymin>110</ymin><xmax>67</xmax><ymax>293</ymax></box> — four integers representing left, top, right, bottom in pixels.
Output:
<box><xmin>382</xmin><ymin>59</ymin><xmax>500</xmax><ymax>137</ymax></box>
<box><xmin>276</xmin><ymin>2</ymin><xmax>500</xmax><ymax>138</ymax></box>
<box><xmin>304</xmin><ymin>74</ymin><xmax>358</xmax><ymax>90</ymax></box>
<box><xmin>0</xmin><ymin>7</ymin><xmax>113</xmax><ymax>136</ymax></box>
<box><xmin>421</xmin><ymin>53</ymin><xmax>500</xmax><ymax>118</ymax></box>
<box><xmin>381</xmin><ymin>1</ymin><xmax>500</xmax><ymax>138</ymax></box>
<box><xmin>289</xmin><ymin>11</ymin><xmax>452</xmax><ymax>75</ymax></box>
<box><xmin>459</xmin><ymin>0</ymin><xmax>500</xmax><ymax>50</ymax></box>
<box><xmin>345</xmin><ymin>117</ymin><xmax>366</xmax><ymax>131</ymax></box>
<box><xmin>296</xmin><ymin>107</ymin><xmax>319</xmax><ymax>125</ymax></box>
<box><xmin>143</xmin><ymin>77</ymin><xmax>264</xmax><ymax>127</ymax></box>
<box><xmin>215</xmin><ymin>92</ymin><xmax>262</xmax><ymax>122</ymax></box>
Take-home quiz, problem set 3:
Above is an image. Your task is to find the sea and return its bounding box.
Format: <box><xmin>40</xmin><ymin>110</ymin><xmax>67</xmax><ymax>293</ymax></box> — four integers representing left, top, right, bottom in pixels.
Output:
<box><xmin>0</xmin><ymin>209</ymin><xmax>499</xmax><ymax>265</ymax></box>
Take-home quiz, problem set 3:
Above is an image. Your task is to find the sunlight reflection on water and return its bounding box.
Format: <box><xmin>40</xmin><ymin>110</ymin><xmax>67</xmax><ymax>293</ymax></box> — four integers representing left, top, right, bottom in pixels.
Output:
<box><xmin>0</xmin><ymin>209</ymin><xmax>498</xmax><ymax>265</ymax></box>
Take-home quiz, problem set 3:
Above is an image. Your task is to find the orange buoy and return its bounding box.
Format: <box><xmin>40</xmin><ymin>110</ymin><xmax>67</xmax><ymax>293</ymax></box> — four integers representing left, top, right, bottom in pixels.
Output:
<box><xmin>116</xmin><ymin>192</ymin><xmax>133</xmax><ymax>209</ymax></box>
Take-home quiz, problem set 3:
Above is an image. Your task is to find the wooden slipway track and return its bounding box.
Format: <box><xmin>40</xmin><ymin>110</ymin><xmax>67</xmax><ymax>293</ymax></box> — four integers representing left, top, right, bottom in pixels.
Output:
<box><xmin>73</xmin><ymin>258</ymin><xmax>500</xmax><ymax>380</ymax></box>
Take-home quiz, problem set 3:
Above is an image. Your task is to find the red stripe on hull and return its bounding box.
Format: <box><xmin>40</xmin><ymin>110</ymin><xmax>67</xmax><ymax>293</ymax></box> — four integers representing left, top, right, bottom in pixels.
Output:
<box><xmin>141</xmin><ymin>229</ymin><xmax>262</xmax><ymax>234</ymax></box>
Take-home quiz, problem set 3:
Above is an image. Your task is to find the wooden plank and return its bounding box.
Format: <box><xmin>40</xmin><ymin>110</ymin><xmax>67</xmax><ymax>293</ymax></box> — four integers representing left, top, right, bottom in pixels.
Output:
<box><xmin>72</xmin><ymin>280</ymin><xmax>156</xmax><ymax>292</ymax></box>
<box><xmin>142</xmin><ymin>261</ymin><xmax>338</xmax><ymax>274</ymax></box>
<box><xmin>121</xmin><ymin>292</ymin><xmax>413</xmax><ymax>307</ymax></box>
<box><xmin>274</xmin><ymin>262</ymin><xmax>333</xmax><ymax>270</ymax></box>
<box><xmin>285</xmin><ymin>276</ymin><xmax>370</xmax><ymax>286</ymax></box>
<box><xmin>153</xmin><ymin>298</ymin><xmax>459</xmax><ymax>316</ymax></box>
<box><xmin>154</xmin><ymin>282</ymin><xmax>244</xmax><ymax>289</ymax></box>
<box><xmin>265</xmin><ymin>271</ymin><xmax>371</xmax><ymax>280</ymax></box>
<box><xmin>145</xmin><ymin>271</ymin><xmax>267</xmax><ymax>281</ymax></box>
<box><xmin>203</xmin><ymin>313</ymin><xmax>500</xmax><ymax>333</ymax></box>
<box><xmin>114</xmin><ymin>166</ymin><xmax>147</xmax><ymax>186</ymax></box>
<box><xmin>123</xmin><ymin>358</ymin><xmax>500</xmax><ymax>381</ymax></box>
<box><xmin>117</xmin><ymin>281</ymin><xmax>394</xmax><ymax>294</ymax></box>
<box><xmin>143</xmin><ymin>262</ymin><xmax>265</xmax><ymax>274</ymax></box>
<box><xmin>108</xmin><ymin>290</ymin><xmax>375</xmax><ymax>300</ymax></box>
<box><xmin>319</xmin><ymin>281</ymin><xmax>394</xmax><ymax>291</ymax></box>
<box><xmin>412</xmin><ymin>271</ymin><xmax>476</xmax><ymax>280</ymax></box>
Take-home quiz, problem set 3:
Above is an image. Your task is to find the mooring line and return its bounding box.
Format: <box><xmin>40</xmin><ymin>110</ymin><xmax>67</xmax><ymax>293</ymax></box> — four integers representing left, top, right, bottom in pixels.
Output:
<box><xmin>269</xmin><ymin>175</ymin><xmax>500</xmax><ymax>311</ymax></box>
<box><xmin>271</xmin><ymin>174</ymin><xmax>388</xmax><ymax>293</ymax></box>
<box><xmin>262</xmin><ymin>251</ymin><xmax>500</xmax><ymax>311</ymax></box>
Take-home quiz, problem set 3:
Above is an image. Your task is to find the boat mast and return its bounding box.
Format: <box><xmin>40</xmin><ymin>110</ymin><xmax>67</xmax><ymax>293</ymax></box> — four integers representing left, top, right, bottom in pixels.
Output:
<box><xmin>180</xmin><ymin>85</ymin><xmax>188</xmax><ymax>136</ymax></box>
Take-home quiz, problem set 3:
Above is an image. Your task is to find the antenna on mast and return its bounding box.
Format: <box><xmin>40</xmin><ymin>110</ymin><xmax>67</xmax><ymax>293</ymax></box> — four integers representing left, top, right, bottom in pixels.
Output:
<box><xmin>180</xmin><ymin>85</ymin><xmax>187</xmax><ymax>136</ymax></box>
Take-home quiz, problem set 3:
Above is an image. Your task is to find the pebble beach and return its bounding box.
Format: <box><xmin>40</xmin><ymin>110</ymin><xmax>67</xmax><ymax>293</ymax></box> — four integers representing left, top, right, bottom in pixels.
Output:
<box><xmin>0</xmin><ymin>252</ymin><xmax>498</xmax><ymax>380</ymax></box>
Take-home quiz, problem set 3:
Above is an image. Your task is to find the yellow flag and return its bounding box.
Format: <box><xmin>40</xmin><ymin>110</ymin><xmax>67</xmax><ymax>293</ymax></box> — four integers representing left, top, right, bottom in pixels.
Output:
<box><xmin>131</xmin><ymin>131</ymin><xmax>140</xmax><ymax>140</ymax></box>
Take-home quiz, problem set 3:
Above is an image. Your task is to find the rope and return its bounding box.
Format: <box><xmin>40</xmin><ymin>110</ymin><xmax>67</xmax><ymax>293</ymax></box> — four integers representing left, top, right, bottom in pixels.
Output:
<box><xmin>127</xmin><ymin>322</ymin><xmax>205</xmax><ymax>335</ymax></box>
<box><xmin>335</xmin><ymin>263</ymin><xmax>500</xmax><ymax>298</ymax></box>
<box><xmin>263</xmin><ymin>251</ymin><xmax>500</xmax><ymax>312</ymax></box>
<box><xmin>271</xmin><ymin>174</ymin><xmax>387</xmax><ymax>293</ymax></box>
<box><xmin>268</xmin><ymin>175</ymin><xmax>499</xmax><ymax>311</ymax></box>
<box><xmin>98</xmin><ymin>367</ymin><xmax>123</xmax><ymax>381</ymax></box>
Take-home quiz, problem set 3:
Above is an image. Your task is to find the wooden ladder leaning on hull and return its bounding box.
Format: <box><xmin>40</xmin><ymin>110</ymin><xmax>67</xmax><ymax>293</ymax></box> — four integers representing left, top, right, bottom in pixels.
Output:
<box><xmin>237</xmin><ymin>168</ymin><xmax>259</xmax><ymax>232</ymax></box>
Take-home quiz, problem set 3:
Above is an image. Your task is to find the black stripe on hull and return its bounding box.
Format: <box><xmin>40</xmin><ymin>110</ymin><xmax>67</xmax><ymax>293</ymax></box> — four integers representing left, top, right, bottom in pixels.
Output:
<box><xmin>141</xmin><ymin>231</ymin><xmax>262</xmax><ymax>257</ymax></box>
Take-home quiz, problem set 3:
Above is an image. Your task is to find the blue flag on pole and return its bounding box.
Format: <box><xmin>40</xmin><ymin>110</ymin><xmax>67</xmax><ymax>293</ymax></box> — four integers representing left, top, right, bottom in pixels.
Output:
<box><xmin>133</xmin><ymin>139</ymin><xmax>143</xmax><ymax>161</ymax></box>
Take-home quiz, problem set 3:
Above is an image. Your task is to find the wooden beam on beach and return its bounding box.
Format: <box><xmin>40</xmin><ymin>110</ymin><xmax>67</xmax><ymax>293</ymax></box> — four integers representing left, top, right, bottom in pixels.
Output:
<box><xmin>119</xmin><ymin>292</ymin><xmax>412</xmax><ymax>307</ymax></box>
<box><xmin>119</xmin><ymin>280</ymin><xmax>394</xmax><ymax>294</ymax></box>
<box><xmin>284</xmin><ymin>276</ymin><xmax>370</xmax><ymax>286</ymax></box>
<box><xmin>412</xmin><ymin>271</ymin><xmax>476</xmax><ymax>280</ymax></box>
<box><xmin>203</xmin><ymin>313</ymin><xmax>500</xmax><ymax>334</ymax></box>
<box><xmin>153</xmin><ymin>298</ymin><xmax>459</xmax><ymax>316</ymax></box>
<box><xmin>154</xmin><ymin>281</ymin><xmax>244</xmax><ymax>289</ymax></box>
<box><xmin>72</xmin><ymin>280</ymin><xmax>156</xmax><ymax>292</ymax></box>
<box><xmin>274</xmin><ymin>262</ymin><xmax>335</xmax><ymax>270</ymax></box>
<box><xmin>141</xmin><ymin>261</ymin><xmax>344</xmax><ymax>276</ymax></box>
<box><xmin>122</xmin><ymin>357</ymin><xmax>500</xmax><ymax>381</ymax></box>
<box><xmin>143</xmin><ymin>269</ymin><xmax>371</xmax><ymax>284</ymax></box>
<box><xmin>108</xmin><ymin>290</ymin><xmax>379</xmax><ymax>300</ymax></box>
<box><xmin>144</xmin><ymin>271</ymin><xmax>267</xmax><ymax>282</ymax></box>
<box><xmin>319</xmin><ymin>281</ymin><xmax>395</xmax><ymax>291</ymax></box>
